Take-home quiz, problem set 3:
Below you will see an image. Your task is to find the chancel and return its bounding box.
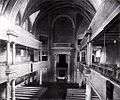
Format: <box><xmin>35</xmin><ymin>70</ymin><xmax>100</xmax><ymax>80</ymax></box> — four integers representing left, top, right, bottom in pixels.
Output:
<box><xmin>0</xmin><ymin>0</ymin><xmax>120</xmax><ymax>100</ymax></box>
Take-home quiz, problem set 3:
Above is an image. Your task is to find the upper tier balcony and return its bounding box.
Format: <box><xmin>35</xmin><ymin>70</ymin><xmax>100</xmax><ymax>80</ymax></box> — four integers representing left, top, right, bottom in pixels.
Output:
<box><xmin>0</xmin><ymin>61</ymin><xmax>49</xmax><ymax>84</ymax></box>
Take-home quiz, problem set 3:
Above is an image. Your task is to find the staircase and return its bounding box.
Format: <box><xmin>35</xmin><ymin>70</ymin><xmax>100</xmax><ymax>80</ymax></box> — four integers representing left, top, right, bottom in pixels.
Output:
<box><xmin>15</xmin><ymin>86</ymin><xmax>47</xmax><ymax>100</ymax></box>
<box><xmin>66</xmin><ymin>89</ymin><xmax>85</xmax><ymax>100</ymax></box>
<box><xmin>66</xmin><ymin>89</ymin><xmax>99</xmax><ymax>100</ymax></box>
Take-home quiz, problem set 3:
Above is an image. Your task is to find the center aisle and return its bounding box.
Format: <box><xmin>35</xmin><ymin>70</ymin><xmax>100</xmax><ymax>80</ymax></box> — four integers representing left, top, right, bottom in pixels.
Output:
<box><xmin>40</xmin><ymin>82</ymin><xmax>79</xmax><ymax>100</ymax></box>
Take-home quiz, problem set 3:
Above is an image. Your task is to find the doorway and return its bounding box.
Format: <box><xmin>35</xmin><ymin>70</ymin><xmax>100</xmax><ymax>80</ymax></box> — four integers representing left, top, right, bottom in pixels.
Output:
<box><xmin>58</xmin><ymin>54</ymin><xmax>67</xmax><ymax>67</ymax></box>
<box><xmin>56</xmin><ymin>54</ymin><xmax>68</xmax><ymax>79</ymax></box>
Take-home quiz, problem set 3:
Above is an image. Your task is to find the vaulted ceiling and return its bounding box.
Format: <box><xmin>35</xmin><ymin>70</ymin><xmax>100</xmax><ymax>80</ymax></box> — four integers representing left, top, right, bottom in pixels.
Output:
<box><xmin>1</xmin><ymin>0</ymin><xmax>103</xmax><ymax>43</ymax></box>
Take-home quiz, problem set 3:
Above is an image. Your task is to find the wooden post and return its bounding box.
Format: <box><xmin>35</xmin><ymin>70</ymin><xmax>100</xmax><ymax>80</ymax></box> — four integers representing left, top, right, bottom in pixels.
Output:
<box><xmin>12</xmin><ymin>43</ymin><xmax>16</xmax><ymax>64</ymax></box>
<box><xmin>67</xmin><ymin>54</ymin><xmax>70</xmax><ymax>82</ymax></box>
<box><xmin>11</xmin><ymin>79</ymin><xmax>15</xmax><ymax>100</ymax></box>
<box><xmin>40</xmin><ymin>49</ymin><xmax>42</xmax><ymax>61</ymax></box>
<box><xmin>54</xmin><ymin>54</ymin><xmax>57</xmax><ymax>82</ymax></box>
<box><xmin>87</xmin><ymin>42</ymin><xmax>93</xmax><ymax>67</ymax></box>
<box><xmin>6</xmin><ymin>41</ymin><xmax>11</xmax><ymax>100</ymax></box>
<box><xmin>86</xmin><ymin>83</ymin><xmax>92</xmax><ymax>100</ymax></box>
<box><xmin>39</xmin><ymin>69</ymin><xmax>42</xmax><ymax>85</ymax></box>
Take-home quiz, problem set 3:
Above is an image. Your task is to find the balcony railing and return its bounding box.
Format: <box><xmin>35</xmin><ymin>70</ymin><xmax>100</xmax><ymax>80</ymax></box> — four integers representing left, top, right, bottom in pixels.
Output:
<box><xmin>0</xmin><ymin>64</ymin><xmax>7</xmax><ymax>84</ymax></box>
<box><xmin>91</xmin><ymin>63</ymin><xmax>120</xmax><ymax>83</ymax></box>
<box><xmin>52</xmin><ymin>43</ymin><xmax>71</xmax><ymax>47</ymax></box>
<box><xmin>78</xmin><ymin>62</ymin><xmax>120</xmax><ymax>84</ymax></box>
<box><xmin>0</xmin><ymin>61</ymin><xmax>49</xmax><ymax>84</ymax></box>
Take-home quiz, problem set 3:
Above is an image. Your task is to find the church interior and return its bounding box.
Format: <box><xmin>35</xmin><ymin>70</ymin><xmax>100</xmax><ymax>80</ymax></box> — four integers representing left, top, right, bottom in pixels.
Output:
<box><xmin>0</xmin><ymin>0</ymin><xmax>120</xmax><ymax>100</ymax></box>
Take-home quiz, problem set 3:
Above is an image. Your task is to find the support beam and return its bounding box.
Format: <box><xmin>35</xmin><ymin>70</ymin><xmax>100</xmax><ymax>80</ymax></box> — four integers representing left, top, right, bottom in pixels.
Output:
<box><xmin>6</xmin><ymin>41</ymin><xmax>11</xmax><ymax>100</ymax></box>
<box><xmin>12</xmin><ymin>43</ymin><xmax>16</xmax><ymax>64</ymax></box>
<box><xmin>7</xmin><ymin>41</ymin><xmax>11</xmax><ymax>65</ymax></box>
<box><xmin>87</xmin><ymin>33</ymin><xmax>93</xmax><ymax>67</ymax></box>
<box><xmin>39</xmin><ymin>69</ymin><xmax>42</xmax><ymax>85</ymax></box>
<box><xmin>54</xmin><ymin>54</ymin><xmax>57</xmax><ymax>82</ymax></box>
<box><xmin>40</xmin><ymin>49</ymin><xmax>42</xmax><ymax>61</ymax></box>
<box><xmin>67</xmin><ymin>54</ymin><xmax>70</xmax><ymax>82</ymax></box>
<box><xmin>87</xmin><ymin>42</ymin><xmax>93</xmax><ymax>66</ymax></box>
<box><xmin>6</xmin><ymin>80</ymin><xmax>11</xmax><ymax>100</ymax></box>
<box><xmin>79</xmin><ymin>51</ymin><xmax>82</xmax><ymax>62</ymax></box>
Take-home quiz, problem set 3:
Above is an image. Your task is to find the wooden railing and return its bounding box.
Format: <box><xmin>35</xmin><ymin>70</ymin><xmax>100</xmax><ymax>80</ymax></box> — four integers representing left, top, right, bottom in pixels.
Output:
<box><xmin>0</xmin><ymin>61</ymin><xmax>49</xmax><ymax>83</ymax></box>
<box><xmin>32</xmin><ymin>61</ymin><xmax>49</xmax><ymax>72</ymax></box>
<box><xmin>52</xmin><ymin>43</ymin><xmax>71</xmax><ymax>47</ymax></box>
<box><xmin>10</xmin><ymin>62</ymin><xmax>32</xmax><ymax>78</ymax></box>
<box><xmin>91</xmin><ymin>63</ymin><xmax>120</xmax><ymax>83</ymax></box>
<box><xmin>78</xmin><ymin>62</ymin><xmax>120</xmax><ymax>100</ymax></box>
<box><xmin>0</xmin><ymin>64</ymin><xmax>7</xmax><ymax>84</ymax></box>
<box><xmin>78</xmin><ymin>62</ymin><xmax>120</xmax><ymax>83</ymax></box>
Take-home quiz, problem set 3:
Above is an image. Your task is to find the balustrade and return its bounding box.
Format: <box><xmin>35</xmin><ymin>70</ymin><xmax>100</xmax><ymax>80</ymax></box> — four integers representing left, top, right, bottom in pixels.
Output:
<box><xmin>52</xmin><ymin>43</ymin><xmax>71</xmax><ymax>47</ymax></box>
<box><xmin>78</xmin><ymin>62</ymin><xmax>120</xmax><ymax>84</ymax></box>
<box><xmin>0</xmin><ymin>61</ymin><xmax>49</xmax><ymax>83</ymax></box>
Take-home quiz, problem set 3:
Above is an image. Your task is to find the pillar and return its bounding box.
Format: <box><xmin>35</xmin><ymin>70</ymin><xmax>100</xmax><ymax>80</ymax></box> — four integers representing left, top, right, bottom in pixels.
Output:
<box><xmin>11</xmin><ymin>79</ymin><xmax>15</xmax><ymax>100</ymax></box>
<box><xmin>87</xmin><ymin>42</ymin><xmax>93</xmax><ymax>66</ymax></box>
<box><xmin>74</xmin><ymin>50</ymin><xmax>78</xmax><ymax>83</ymax></box>
<box><xmin>12</xmin><ymin>43</ymin><xmax>16</xmax><ymax>64</ymax></box>
<box><xmin>40</xmin><ymin>49</ymin><xmax>42</xmax><ymax>61</ymax></box>
<box><xmin>67</xmin><ymin>54</ymin><xmax>70</xmax><ymax>82</ymax></box>
<box><xmin>87</xmin><ymin>33</ymin><xmax>93</xmax><ymax>67</ymax></box>
<box><xmin>6</xmin><ymin>41</ymin><xmax>11</xmax><ymax>100</ymax></box>
<box><xmin>6</xmin><ymin>79</ymin><xmax>11</xmax><ymax>100</ymax></box>
<box><xmin>54</xmin><ymin>54</ymin><xmax>57</xmax><ymax>82</ymax></box>
<box><xmin>39</xmin><ymin>69</ymin><xmax>42</xmax><ymax>85</ymax></box>
<box><xmin>79</xmin><ymin>51</ymin><xmax>82</xmax><ymax>62</ymax></box>
<box><xmin>86</xmin><ymin>83</ymin><xmax>92</xmax><ymax>100</ymax></box>
<box><xmin>7</xmin><ymin>41</ymin><xmax>11</xmax><ymax>64</ymax></box>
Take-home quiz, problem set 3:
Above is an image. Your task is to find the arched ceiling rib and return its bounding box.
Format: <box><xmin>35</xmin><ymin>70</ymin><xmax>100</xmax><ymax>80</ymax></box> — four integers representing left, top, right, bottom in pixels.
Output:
<box><xmin>0</xmin><ymin>0</ymin><xmax>103</xmax><ymax>42</ymax></box>
<box><xmin>1</xmin><ymin>0</ymin><xmax>102</xmax><ymax>23</ymax></box>
<box><xmin>22</xmin><ymin>0</ymin><xmax>96</xmax><ymax>23</ymax></box>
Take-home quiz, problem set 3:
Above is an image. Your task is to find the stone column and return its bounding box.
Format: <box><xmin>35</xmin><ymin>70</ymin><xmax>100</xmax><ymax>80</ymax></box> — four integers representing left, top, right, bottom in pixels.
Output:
<box><xmin>54</xmin><ymin>54</ymin><xmax>57</xmax><ymax>82</ymax></box>
<box><xmin>6</xmin><ymin>41</ymin><xmax>11</xmax><ymax>100</ymax></box>
<box><xmin>12</xmin><ymin>43</ymin><xmax>16</xmax><ymax>64</ymax></box>
<box><xmin>67</xmin><ymin>54</ymin><xmax>70</xmax><ymax>82</ymax></box>
<box><xmin>11</xmin><ymin>79</ymin><xmax>15</xmax><ymax>100</ymax></box>
<box><xmin>86</xmin><ymin>83</ymin><xmax>92</xmax><ymax>100</ymax></box>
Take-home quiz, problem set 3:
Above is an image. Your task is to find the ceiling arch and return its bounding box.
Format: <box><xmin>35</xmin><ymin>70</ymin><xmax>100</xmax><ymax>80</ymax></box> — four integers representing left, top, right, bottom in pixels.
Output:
<box><xmin>22</xmin><ymin>0</ymin><xmax>96</xmax><ymax>23</ymax></box>
<box><xmin>0</xmin><ymin>0</ymin><xmax>103</xmax><ymax>42</ymax></box>
<box><xmin>52</xmin><ymin>15</ymin><xmax>75</xmax><ymax>29</ymax></box>
<box><xmin>53</xmin><ymin>16</ymin><xmax>75</xmax><ymax>43</ymax></box>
